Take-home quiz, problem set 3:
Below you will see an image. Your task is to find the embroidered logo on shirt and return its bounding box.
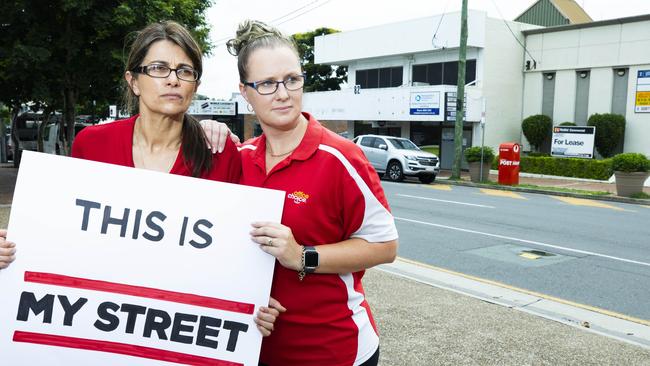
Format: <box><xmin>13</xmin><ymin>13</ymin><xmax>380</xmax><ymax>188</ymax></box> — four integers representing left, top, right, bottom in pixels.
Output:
<box><xmin>287</xmin><ymin>191</ymin><xmax>310</xmax><ymax>205</ymax></box>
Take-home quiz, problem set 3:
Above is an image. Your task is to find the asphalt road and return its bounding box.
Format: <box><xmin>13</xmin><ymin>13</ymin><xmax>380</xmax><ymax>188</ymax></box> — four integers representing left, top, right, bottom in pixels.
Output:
<box><xmin>383</xmin><ymin>180</ymin><xmax>650</xmax><ymax>321</ymax></box>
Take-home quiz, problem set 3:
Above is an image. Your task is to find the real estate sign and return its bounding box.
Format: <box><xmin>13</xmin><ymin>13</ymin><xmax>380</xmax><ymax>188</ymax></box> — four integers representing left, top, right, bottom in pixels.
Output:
<box><xmin>551</xmin><ymin>126</ymin><xmax>596</xmax><ymax>159</ymax></box>
<box><xmin>635</xmin><ymin>70</ymin><xmax>650</xmax><ymax>113</ymax></box>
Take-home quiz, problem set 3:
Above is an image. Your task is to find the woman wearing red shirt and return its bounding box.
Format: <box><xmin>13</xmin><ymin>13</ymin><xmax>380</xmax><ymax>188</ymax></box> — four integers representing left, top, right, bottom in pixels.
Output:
<box><xmin>229</xmin><ymin>20</ymin><xmax>399</xmax><ymax>366</ymax></box>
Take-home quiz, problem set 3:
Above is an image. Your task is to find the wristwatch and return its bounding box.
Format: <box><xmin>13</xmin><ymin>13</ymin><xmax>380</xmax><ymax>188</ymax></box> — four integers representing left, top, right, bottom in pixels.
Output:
<box><xmin>303</xmin><ymin>246</ymin><xmax>319</xmax><ymax>273</ymax></box>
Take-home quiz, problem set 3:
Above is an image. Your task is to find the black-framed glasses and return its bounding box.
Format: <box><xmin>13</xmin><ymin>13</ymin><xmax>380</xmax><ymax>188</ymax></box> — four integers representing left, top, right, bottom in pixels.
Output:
<box><xmin>243</xmin><ymin>73</ymin><xmax>306</xmax><ymax>95</ymax></box>
<box><xmin>131</xmin><ymin>64</ymin><xmax>200</xmax><ymax>82</ymax></box>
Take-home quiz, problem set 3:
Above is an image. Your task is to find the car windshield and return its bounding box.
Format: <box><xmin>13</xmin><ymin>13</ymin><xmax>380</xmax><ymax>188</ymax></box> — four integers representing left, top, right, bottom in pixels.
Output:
<box><xmin>387</xmin><ymin>138</ymin><xmax>419</xmax><ymax>151</ymax></box>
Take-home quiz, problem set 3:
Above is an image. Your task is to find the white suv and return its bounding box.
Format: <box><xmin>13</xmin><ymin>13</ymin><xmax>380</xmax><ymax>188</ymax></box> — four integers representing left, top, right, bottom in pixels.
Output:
<box><xmin>353</xmin><ymin>135</ymin><xmax>440</xmax><ymax>183</ymax></box>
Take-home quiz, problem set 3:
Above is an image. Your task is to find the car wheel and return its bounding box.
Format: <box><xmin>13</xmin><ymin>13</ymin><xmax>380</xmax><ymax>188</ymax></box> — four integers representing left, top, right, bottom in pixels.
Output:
<box><xmin>418</xmin><ymin>174</ymin><xmax>435</xmax><ymax>184</ymax></box>
<box><xmin>387</xmin><ymin>161</ymin><xmax>404</xmax><ymax>182</ymax></box>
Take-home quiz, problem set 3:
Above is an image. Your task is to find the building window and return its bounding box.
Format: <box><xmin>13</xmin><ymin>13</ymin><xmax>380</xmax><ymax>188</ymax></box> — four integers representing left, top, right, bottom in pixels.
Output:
<box><xmin>542</xmin><ymin>72</ymin><xmax>556</xmax><ymax>120</ymax></box>
<box><xmin>411</xmin><ymin>60</ymin><xmax>476</xmax><ymax>86</ymax></box>
<box><xmin>355</xmin><ymin>66</ymin><xmax>403</xmax><ymax>89</ymax></box>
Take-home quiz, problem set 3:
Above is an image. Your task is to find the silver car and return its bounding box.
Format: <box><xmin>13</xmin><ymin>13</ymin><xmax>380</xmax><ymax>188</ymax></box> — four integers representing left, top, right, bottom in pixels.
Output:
<box><xmin>353</xmin><ymin>134</ymin><xmax>440</xmax><ymax>183</ymax></box>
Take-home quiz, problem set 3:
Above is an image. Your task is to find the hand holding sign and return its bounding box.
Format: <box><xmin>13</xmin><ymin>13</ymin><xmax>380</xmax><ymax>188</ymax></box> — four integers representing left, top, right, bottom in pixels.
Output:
<box><xmin>0</xmin><ymin>229</ymin><xmax>16</xmax><ymax>269</ymax></box>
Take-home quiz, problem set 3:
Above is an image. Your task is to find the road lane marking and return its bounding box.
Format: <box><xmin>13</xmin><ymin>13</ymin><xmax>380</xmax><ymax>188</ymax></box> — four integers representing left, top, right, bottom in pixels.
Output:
<box><xmin>396</xmin><ymin>194</ymin><xmax>495</xmax><ymax>208</ymax></box>
<box><xmin>426</xmin><ymin>184</ymin><xmax>452</xmax><ymax>191</ymax></box>
<box><xmin>394</xmin><ymin>216</ymin><xmax>650</xmax><ymax>268</ymax></box>
<box><xmin>552</xmin><ymin>196</ymin><xmax>625</xmax><ymax>211</ymax></box>
<box><xmin>479</xmin><ymin>188</ymin><xmax>526</xmax><ymax>199</ymax></box>
<box><xmin>519</xmin><ymin>252</ymin><xmax>540</xmax><ymax>260</ymax></box>
<box><xmin>392</xmin><ymin>257</ymin><xmax>650</xmax><ymax>327</ymax></box>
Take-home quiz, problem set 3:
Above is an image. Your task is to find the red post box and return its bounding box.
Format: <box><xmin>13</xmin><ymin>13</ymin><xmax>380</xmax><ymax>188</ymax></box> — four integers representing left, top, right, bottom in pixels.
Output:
<box><xmin>498</xmin><ymin>142</ymin><xmax>520</xmax><ymax>185</ymax></box>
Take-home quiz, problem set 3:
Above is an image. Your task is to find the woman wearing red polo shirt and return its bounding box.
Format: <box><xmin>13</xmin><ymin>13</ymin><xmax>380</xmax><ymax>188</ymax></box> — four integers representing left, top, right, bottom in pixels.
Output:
<box><xmin>0</xmin><ymin>21</ymin><xmax>282</xmax><ymax>338</ymax></box>
<box><xmin>228</xmin><ymin>20</ymin><xmax>399</xmax><ymax>366</ymax></box>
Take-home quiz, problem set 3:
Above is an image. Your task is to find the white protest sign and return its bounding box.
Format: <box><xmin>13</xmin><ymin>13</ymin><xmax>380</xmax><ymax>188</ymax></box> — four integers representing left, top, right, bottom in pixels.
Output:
<box><xmin>551</xmin><ymin>126</ymin><xmax>596</xmax><ymax>159</ymax></box>
<box><xmin>0</xmin><ymin>151</ymin><xmax>284</xmax><ymax>366</ymax></box>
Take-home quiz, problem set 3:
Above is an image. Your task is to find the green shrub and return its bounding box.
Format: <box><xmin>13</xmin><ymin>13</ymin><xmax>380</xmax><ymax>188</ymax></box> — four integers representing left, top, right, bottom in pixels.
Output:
<box><xmin>611</xmin><ymin>153</ymin><xmax>650</xmax><ymax>173</ymax></box>
<box><xmin>526</xmin><ymin>152</ymin><xmax>551</xmax><ymax>157</ymax></box>
<box><xmin>558</xmin><ymin>121</ymin><xmax>576</xmax><ymax>126</ymax></box>
<box><xmin>587</xmin><ymin>113</ymin><xmax>625</xmax><ymax>158</ymax></box>
<box><xmin>518</xmin><ymin>156</ymin><xmax>613</xmax><ymax>180</ymax></box>
<box><xmin>464</xmin><ymin>146</ymin><xmax>495</xmax><ymax>163</ymax></box>
<box><xmin>522</xmin><ymin>114</ymin><xmax>552</xmax><ymax>152</ymax></box>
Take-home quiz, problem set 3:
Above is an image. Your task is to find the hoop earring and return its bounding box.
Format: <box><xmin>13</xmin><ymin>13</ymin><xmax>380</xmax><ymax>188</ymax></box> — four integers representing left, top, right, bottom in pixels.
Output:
<box><xmin>247</xmin><ymin>103</ymin><xmax>254</xmax><ymax>113</ymax></box>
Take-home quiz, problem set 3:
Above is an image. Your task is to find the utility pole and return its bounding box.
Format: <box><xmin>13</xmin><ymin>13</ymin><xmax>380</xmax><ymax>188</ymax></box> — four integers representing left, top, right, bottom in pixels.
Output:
<box><xmin>451</xmin><ymin>0</ymin><xmax>468</xmax><ymax>179</ymax></box>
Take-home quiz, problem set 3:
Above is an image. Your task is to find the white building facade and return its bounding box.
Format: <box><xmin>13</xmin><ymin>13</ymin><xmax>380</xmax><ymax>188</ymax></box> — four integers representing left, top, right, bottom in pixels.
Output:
<box><xmin>305</xmin><ymin>10</ymin><xmax>540</xmax><ymax>168</ymax></box>
<box><xmin>521</xmin><ymin>14</ymin><xmax>650</xmax><ymax>156</ymax></box>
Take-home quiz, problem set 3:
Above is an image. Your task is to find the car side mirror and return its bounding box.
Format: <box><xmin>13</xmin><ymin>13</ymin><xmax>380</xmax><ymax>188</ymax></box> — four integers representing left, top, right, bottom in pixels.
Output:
<box><xmin>378</xmin><ymin>144</ymin><xmax>388</xmax><ymax>150</ymax></box>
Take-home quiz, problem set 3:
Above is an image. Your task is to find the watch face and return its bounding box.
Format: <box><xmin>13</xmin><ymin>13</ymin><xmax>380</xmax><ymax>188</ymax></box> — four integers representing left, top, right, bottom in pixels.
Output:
<box><xmin>305</xmin><ymin>250</ymin><xmax>319</xmax><ymax>268</ymax></box>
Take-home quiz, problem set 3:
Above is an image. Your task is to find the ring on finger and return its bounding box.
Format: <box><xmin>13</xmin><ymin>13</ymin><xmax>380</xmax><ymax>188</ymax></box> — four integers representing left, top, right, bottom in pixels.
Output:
<box><xmin>267</xmin><ymin>238</ymin><xmax>273</xmax><ymax>246</ymax></box>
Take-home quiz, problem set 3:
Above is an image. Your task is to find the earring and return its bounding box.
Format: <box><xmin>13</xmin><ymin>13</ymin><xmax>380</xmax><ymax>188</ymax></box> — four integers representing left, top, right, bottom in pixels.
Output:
<box><xmin>247</xmin><ymin>103</ymin><xmax>254</xmax><ymax>113</ymax></box>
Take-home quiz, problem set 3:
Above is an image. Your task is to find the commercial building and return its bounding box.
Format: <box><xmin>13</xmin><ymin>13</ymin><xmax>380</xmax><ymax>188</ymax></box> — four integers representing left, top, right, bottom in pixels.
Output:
<box><xmin>233</xmin><ymin>1</ymin><xmax>650</xmax><ymax>168</ymax></box>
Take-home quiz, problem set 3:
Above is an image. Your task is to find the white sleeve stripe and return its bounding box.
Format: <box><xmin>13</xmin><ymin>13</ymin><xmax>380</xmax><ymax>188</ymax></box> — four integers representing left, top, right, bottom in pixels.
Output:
<box><xmin>237</xmin><ymin>145</ymin><xmax>257</xmax><ymax>152</ymax></box>
<box><xmin>318</xmin><ymin>144</ymin><xmax>398</xmax><ymax>243</ymax></box>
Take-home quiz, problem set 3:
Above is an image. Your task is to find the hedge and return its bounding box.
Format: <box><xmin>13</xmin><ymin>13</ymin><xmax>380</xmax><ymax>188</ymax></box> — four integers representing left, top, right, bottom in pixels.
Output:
<box><xmin>491</xmin><ymin>156</ymin><xmax>613</xmax><ymax>180</ymax></box>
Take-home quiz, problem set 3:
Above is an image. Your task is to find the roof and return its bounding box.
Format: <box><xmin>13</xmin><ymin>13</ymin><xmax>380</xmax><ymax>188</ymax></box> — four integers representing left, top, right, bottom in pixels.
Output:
<box><xmin>522</xmin><ymin>13</ymin><xmax>650</xmax><ymax>35</ymax></box>
<box><xmin>549</xmin><ymin>0</ymin><xmax>592</xmax><ymax>24</ymax></box>
<box><xmin>515</xmin><ymin>0</ymin><xmax>592</xmax><ymax>25</ymax></box>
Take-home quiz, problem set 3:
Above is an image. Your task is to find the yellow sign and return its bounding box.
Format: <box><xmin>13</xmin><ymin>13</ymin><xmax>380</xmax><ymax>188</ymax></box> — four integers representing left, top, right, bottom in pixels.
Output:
<box><xmin>636</xmin><ymin>91</ymin><xmax>650</xmax><ymax>106</ymax></box>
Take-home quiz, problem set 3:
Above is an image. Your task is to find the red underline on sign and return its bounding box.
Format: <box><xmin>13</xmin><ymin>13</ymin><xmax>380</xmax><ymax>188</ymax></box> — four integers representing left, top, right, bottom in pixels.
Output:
<box><xmin>13</xmin><ymin>331</ymin><xmax>243</xmax><ymax>366</ymax></box>
<box><xmin>24</xmin><ymin>271</ymin><xmax>254</xmax><ymax>315</ymax></box>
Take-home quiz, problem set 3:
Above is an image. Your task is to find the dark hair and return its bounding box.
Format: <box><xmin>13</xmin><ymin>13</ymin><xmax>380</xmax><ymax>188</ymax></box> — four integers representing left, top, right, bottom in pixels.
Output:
<box><xmin>124</xmin><ymin>21</ymin><xmax>210</xmax><ymax>177</ymax></box>
<box><xmin>227</xmin><ymin>20</ymin><xmax>299</xmax><ymax>82</ymax></box>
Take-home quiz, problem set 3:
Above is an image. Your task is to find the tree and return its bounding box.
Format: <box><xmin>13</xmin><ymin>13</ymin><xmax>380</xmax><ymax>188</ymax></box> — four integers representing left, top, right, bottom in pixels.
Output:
<box><xmin>587</xmin><ymin>113</ymin><xmax>625</xmax><ymax>158</ymax></box>
<box><xmin>0</xmin><ymin>0</ymin><xmax>212</xmax><ymax>157</ymax></box>
<box><xmin>522</xmin><ymin>114</ymin><xmax>552</xmax><ymax>152</ymax></box>
<box><xmin>292</xmin><ymin>28</ymin><xmax>347</xmax><ymax>92</ymax></box>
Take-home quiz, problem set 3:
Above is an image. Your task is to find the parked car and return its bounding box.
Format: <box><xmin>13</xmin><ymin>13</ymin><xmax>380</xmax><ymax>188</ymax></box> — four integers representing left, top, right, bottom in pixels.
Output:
<box><xmin>353</xmin><ymin>134</ymin><xmax>440</xmax><ymax>183</ymax></box>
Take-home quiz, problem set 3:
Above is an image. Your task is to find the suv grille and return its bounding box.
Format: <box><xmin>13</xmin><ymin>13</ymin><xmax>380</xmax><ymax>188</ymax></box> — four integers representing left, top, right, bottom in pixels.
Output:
<box><xmin>417</xmin><ymin>157</ymin><xmax>438</xmax><ymax>166</ymax></box>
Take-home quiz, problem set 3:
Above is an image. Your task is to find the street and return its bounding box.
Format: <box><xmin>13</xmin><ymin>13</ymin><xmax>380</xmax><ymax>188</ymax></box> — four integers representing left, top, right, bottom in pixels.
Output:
<box><xmin>383</xmin><ymin>180</ymin><xmax>650</xmax><ymax>322</ymax></box>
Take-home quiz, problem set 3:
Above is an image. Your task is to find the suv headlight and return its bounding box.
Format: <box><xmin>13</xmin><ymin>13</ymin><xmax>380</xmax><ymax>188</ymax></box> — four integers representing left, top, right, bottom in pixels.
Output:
<box><xmin>405</xmin><ymin>155</ymin><xmax>417</xmax><ymax>161</ymax></box>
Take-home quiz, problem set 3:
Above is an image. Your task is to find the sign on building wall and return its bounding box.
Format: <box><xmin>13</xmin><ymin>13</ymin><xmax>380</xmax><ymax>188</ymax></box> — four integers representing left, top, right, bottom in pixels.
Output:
<box><xmin>444</xmin><ymin>92</ymin><xmax>467</xmax><ymax>121</ymax></box>
<box><xmin>551</xmin><ymin>126</ymin><xmax>596</xmax><ymax>159</ymax></box>
<box><xmin>409</xmin><ymin>92</ymin><xmax>440</xmax><ymax>115</ymax></box>
<box><xmin>188</xmin><ymin>100</ymin><xmax>237</xmax><ymax>116</ymax></box>
<box><xmin>635</xmin><ymin>70</ymin><xmax>650</xmax><ymax>113</ymax></box>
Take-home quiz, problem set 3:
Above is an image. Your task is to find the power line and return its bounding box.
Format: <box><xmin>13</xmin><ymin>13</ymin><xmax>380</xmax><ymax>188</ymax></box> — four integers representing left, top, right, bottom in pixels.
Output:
<box><xmin>212</xmin><ymin>0</ymin><xmax>332</xmax><ymax>47</ymax></box>
<box><xmin>431</xmin><ymin>0</ymin><xmax>452</xmax><ymax>49</ymax></box>
<box><xmin>489</xmin><ymin>0</ymin><xmax>538</xmax><ymax>65</ymax></box>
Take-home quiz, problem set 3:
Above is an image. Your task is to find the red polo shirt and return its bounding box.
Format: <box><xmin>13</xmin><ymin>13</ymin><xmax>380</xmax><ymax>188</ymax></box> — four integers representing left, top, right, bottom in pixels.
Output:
<box><xmin>71</xmin><ymin>115</ymin><xmax>241</xmax><ymax>183</ymax></box>
<box><xmin>239</xmin><ymin>112</ymin><xmax>398</xmax><ymax>366</ymax></box>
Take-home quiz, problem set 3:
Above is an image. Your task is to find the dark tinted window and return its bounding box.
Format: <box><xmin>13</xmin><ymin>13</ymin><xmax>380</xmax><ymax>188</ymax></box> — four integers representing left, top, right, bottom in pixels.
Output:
<box><xmin>372</xmin><ymin>137</ymin><xmax>385</xmax><ymax>148</ymax></box>
<box><xmin>367</xmin><ymin>69</ymin><xmax>379</xmax><ymax>88</ymax></box>
<box><xmin>427</xmin><ymin>63</ymin><xmax>443</xmax><ymax>84</ymax></box>
<box><xmin>356</xmin><ymin>70</ymin><xmax>367</xmax><ymax>88</ymax></box>
<box><xmin>413</xmin><ymin>65</ymin><xmax>427</xmax><ymax>84</ymax></box>
<box><xmin>466</xmin><ymin>59</ymin><xmax>476</xmax><ymax>83</ymax></box>
<box><xmin>443</xmin><ymin>61</ymin><xmax>458</xmax><ymax>85</ymax></box>
<box><xmin>379</xmin><ymin>68</ymin><xmax>391</xmax><ymax>88</ymax></box>
<box><xmin>392</xmin><ymin>67</ymin><xmax>403</xmax><ymax>86</ymax></box>
<box><xmin>360</xmin><ymin>136</ymin><xmax>375</xmax><ymax>147</ymax></box>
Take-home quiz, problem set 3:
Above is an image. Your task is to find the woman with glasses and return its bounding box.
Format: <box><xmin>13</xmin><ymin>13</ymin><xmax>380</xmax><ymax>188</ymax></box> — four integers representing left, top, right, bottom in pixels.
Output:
<box><xmin>0</xmin><ymin>21</ymin><xmax>282</xmax><ymax>337</ymax></box>
<box><xmin>229</xmin><ymin>20</ymin><xmax>398</xmax><ymax>366</ymax></box>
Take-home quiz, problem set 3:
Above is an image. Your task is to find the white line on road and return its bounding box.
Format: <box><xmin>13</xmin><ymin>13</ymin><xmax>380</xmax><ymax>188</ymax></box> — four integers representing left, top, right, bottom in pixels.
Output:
<box><xmin>395</xmin><ymin>216</ymin><xmax>650</xmax><ymax>268</ymax></box>
<box><xmin>396</xmin><ymin>194</ymin><xmax>495</xmax><ymax>208</ymax></box>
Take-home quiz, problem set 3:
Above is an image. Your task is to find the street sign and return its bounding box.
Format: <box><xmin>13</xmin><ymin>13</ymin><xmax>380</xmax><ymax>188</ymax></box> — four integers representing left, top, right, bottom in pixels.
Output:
<box><xmin>551</xmin><ymin>126</ymin><xmax>596</xmax><ymax>159</ymax></box>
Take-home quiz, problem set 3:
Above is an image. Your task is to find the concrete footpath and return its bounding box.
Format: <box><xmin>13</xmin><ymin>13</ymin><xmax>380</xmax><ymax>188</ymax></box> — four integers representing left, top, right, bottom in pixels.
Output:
<box><xmin>1</xmin><ymin>164</ymin><xmax>650</xmax><ymax>364</ymax></box>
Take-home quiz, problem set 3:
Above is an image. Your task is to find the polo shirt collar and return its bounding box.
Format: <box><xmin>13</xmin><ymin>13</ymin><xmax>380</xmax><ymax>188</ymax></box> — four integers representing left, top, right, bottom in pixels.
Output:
<box><xmin>250</xmin><ymin>112</ymin><xmax>323</xmax><ymax>172</ymax></box>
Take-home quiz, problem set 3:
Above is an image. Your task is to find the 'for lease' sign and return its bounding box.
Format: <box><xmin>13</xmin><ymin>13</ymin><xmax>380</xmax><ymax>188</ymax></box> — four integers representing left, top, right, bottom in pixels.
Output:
<box><xmin>0</xmin><ymin>152</ymin><xmax>284</xmax><ymax>366</ymax></box>
<box><xmin>551</xmin><ymin>126</ymin><xmax>596</xmax><ymax>159</ymax></box>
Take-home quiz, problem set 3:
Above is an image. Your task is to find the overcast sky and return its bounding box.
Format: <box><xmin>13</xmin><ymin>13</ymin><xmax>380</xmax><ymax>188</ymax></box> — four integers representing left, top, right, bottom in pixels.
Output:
<box><xmin>199</xmin><ymin>0</ymin><xmax>650</xmax><ymax>99</ymax></box>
